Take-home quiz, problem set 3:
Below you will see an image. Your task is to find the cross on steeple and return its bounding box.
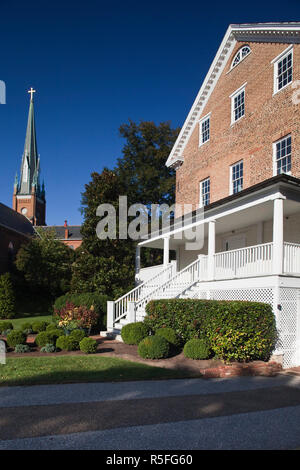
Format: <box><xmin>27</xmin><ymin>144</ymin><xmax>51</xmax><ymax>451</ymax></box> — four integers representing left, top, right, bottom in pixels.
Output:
<box><xmin>28</xmin><ymin>87</ymin><xmax>36</xmax><ymax>101</ymax></box>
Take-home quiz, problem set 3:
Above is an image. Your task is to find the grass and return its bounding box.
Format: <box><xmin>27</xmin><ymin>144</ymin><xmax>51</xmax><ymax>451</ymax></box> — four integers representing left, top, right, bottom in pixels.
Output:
<box><xmin>0</xmin><ymin>356</ymin><xmax>191</xmax><ymax>386</ymax></box>
<box><xmin>8</xmin><ymin>315</ymin><xmax>53</xmax><ymax>329</ymax></box>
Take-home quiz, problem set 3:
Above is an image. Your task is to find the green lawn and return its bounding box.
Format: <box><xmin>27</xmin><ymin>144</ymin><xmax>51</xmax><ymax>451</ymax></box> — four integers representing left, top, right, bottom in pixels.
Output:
<box><xmin>9</xmin><ymin>315</ymin><xmax>53</xmax><ymax>329</ymax></box>
<box><xmin>0</xmin><ymin>356</ymin><xmax>192</xmax><ymax>386</ymax></box>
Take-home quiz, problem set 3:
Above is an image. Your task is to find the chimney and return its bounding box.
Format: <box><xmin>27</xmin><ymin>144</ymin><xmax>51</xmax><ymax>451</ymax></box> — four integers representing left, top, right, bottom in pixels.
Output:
<box><xmin>64</xmin><ymin>220</ymin><xmax>69</xmax><ymax>239</ymax></box>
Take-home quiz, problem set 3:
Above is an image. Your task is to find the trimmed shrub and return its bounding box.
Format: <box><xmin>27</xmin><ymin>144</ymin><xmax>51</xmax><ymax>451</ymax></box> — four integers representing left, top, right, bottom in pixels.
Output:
<box><xmin>56</xmin><ymin>335</ymin><xmax>79</xmax><ymax>351</ymax></box>
<box><xmin>79</xmin><ymin>337</ymin><xmax>98</xmax><ymax>354</ymax></box>
<box><xmin>54</xmin><ymin>292</ymin><xmax>109</xmax><ymax>331</ymax></box>
<box><xmin>32</xmin><ymin>321</ymin><xmax>49</xmax><ymax>333</ymax></box>
<box><xmin>144</xmin><ymin>299</ymin><xmax>277</xmax><ymax>363</ymax></box>
<box><xmin>20</xmin><ymin>322</ymin><xmax>33</xmax><ymax>331</ymax></box>
<box><xmin>0</xmin><ymin>321</ymin><xmax>13</xmax><ymax>334</ymax></box>
<box><xmin>70</xmin><ymin>329</ymin><xmax>86</xmax><ymax>343</ymax></box>
<box><xmin>156</xmin><ymin>327</ymin><xmax>181</xmax><ymax>349</ymax></box>
<box><xmin>35</xmin><ymin>331</ymin><xmax>55</xmax><ymax>347</ymax></box>
<box><xmin>6</xmin><ymin>330</ymin><xmax>27</xmax><ymax>348</ymax></box>
<box><xmin>40</xmin><ymin>343</ymin><xmax>56</xmax><ymax>353</ymax></box>
<box><xmin>14</xmin><ymin>344</ymin><xmax>30</xmax><ymax>353</ymax></box>
<box><xmin>0</xmin><ymin>273</ymin><xmax>16</xmax><ymax>319</ymax></box>
<box><xmin>138</xmin><ymin>335</ymin><xmax>170</xmax><ymax>359</ymax></box>
<box><xmin>183</xmin><ymin>339</ymin><xmax>211</xmax><ymax>360</ymax></box>
<box><xmin>121</xmin><ymin>322</ymin><xmax>149</xmax><ymax>345</ymax></box>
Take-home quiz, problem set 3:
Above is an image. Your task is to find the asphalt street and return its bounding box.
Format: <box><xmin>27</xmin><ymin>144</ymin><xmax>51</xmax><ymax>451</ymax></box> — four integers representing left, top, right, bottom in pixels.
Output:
<box><xmin>0</xmin><ymin>375</ymin><xmax>300</xmax><ymax>450</ymax></box>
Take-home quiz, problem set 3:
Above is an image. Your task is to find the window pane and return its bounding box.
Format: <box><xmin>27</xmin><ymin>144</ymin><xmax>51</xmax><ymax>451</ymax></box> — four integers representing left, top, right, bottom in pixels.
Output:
<box><xmin>276</xmin><ymin>136</ymin><xmax>291</xmax><ymax>174</ymax></box>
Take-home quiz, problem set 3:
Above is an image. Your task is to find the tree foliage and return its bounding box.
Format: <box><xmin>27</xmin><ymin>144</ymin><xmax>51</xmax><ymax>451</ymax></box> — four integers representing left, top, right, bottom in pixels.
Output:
<box><xmin>74</xmin><ymin>120</ymin><xmax>179</xmax><ymax>298</ymax></box>
<box><xmin>15</xmin><ymin>228</ymin><xmax>74</xmax><ymax>299</ymax></box>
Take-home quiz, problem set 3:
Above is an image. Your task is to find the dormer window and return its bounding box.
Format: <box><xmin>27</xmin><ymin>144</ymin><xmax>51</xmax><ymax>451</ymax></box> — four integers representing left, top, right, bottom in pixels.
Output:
<box><xmin>231</xmin><ymin>46</ymin><xmax>251</xmax><ymax>69</ymax></box>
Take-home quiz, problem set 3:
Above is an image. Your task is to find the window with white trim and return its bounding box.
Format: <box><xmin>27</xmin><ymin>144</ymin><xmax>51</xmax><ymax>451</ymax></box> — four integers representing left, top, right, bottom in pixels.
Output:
<box><xmin>273</xmin><ymin>47</ymin><xmax>293</xmax><ymax>94</ymax></box>
<box><xmin>199</xmin><ymin>115</ymin><xmax>210</xmax><ymax>146</ymax></box>
<box><xmin>231</xmin><ymin>86</ymin><xmax>245</xmax><ymax>124</ymax></box>
<box><xmin>199</xmin><ymin>177</ymin><xmax>210</xmax><ymax>207</ymax></box>
<box><xmin>230</xmin><ymin>161</ymin><xmax>243</xmax><ymax>194</ymax></box>
<box><xmin>274</xmin><ymin>135</ymin><xmax>291</xmax><ymax>175</ymax></box>
<box><xmin>231</xmin><ymin>46</ymin><xmax>251</xmax><ymax>69</ymax></box>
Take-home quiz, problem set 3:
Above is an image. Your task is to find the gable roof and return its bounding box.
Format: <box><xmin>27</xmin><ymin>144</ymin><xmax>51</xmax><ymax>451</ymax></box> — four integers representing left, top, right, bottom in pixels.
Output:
<box><xmin>39</xmin><ymin>225</ymin><xmax>82</xmax><ymax>240</ymax></box>
<box><xmin>0</xmin><ymin>203</ymin><xmax>35</xmax><ymax>237</ymax></box>
<box><xmin>166</xmin><ymin>22</ymin><xmax>300</xmax><ymax>168</ymax></box>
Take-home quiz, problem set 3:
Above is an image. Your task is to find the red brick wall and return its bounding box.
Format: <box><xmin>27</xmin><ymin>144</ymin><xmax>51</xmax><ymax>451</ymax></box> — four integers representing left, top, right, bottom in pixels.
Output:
<box><xmin>175</xmin><ymin>41</ymin><xmax>300</xmax><ymax>211</ymax></box>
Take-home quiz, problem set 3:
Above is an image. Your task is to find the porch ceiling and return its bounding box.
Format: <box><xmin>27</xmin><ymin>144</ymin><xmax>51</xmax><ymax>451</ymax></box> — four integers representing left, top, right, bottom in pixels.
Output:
<box><xmin>139</xmin><ymin>197</ymin><xmax>300</xmax><ymax>250</ymax></box>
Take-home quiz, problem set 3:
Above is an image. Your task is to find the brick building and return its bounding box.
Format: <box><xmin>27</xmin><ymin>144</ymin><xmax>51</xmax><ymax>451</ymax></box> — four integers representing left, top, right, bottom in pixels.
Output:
<box><xmin>106</xmin><ymin>23</ymin><xmax>300</xmax><ymax>370</ymax></box>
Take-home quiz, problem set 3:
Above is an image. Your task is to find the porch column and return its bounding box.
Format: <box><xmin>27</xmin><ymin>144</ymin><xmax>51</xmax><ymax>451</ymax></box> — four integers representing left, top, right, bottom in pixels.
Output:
<box><xmin>163</xmin><ymin>236</ymin><xmax>170</xmax><ymax>266</ymax></box>
<box><xmin>273</xmin><ymin>196</ymin><xmax>284</xmax><ymax>275</ymax></box>
<box><xmin>208</xmin><ymin>220</ymin><xmax>216</xmax><ymax>280</ymax></box>
<box><xmin>135</xmin><ymin>245</ymin><xmax>141</xmax><ymax>276</ymax></box>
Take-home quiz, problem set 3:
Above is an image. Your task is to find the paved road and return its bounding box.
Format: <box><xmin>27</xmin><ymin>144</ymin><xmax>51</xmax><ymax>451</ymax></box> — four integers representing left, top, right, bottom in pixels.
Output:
<box><xmin>1</xmin><ymin>375</ymin><xmax>300</xmax><ymax>449</ymax></box>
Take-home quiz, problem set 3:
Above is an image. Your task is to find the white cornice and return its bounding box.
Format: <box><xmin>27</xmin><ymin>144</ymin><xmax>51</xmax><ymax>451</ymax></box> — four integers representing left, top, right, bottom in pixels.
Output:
<box><xmin>166</xmin><ymin>22</ymin><xmax>300</xmax><ymax>168</ymax></box>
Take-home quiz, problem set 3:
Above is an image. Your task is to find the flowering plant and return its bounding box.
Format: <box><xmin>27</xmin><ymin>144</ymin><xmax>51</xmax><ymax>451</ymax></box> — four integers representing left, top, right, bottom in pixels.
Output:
<box><xmin>54</xmin><ymin>302</ymin><xmax>98</xmax><ymax>330</ymax></box>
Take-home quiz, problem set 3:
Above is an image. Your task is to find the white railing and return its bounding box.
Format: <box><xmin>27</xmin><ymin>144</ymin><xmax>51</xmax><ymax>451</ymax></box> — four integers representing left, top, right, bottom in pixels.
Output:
<box><xmin>113</xmin><ymin>262</ymin><xmax>176</xmax><ymax>324</ymax></box>
<box><xmin>214</xmin><ymin>242</ymin><xmax>273</xmax><ymax>280</ymax></box>
<box><xmin>284</xmin><ymin>242</ymin><xmax>300</xmax><ymax>274</ymax></box>
<box><xmin>135</xmin><ymin>256</ymin><xmax>208</xmax><ymax>314</ymax></box>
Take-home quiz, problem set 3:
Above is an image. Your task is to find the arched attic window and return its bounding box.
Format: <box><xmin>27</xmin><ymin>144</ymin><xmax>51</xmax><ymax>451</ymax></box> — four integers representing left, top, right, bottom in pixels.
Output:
<box><xmin>231</xmin><ymin>46</ymin><xmax>251</xmax><ymax>69</ymax></box>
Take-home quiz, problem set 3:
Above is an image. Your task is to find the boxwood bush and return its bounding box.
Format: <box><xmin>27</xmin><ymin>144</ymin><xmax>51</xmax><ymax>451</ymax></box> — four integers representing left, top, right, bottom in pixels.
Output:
<box><xmin>6</xmin><ymin>330</ymin><xmax>27</xmax><ymax>348</ymax></box>
<box><xmin>121</xmin><ymin>322</ymin><xmax>149</xmax><ymax>345</ymax></box>
<box><xmin>183</xmin><ymin>339</ymin><xmax>211</xmax><ymax>360</ymax></box>
<box><xmin>35</xmin><ymin>331</ymin><xmax>55</xmax><ymax>347</ymax></box>
<box><xmin>144</xmin><ymin>299</ymin><xmax>277</xmax><ymax>363</ymax></box>
<box><xmin>79</xmin><ymin>337</ymin><xmax>98</xmax><ymax>354</ymax></box>
<box><xmin>138</xmin><ymin>335</ymin><xmax>170</xmax><ymax>359</ymax></box>
<box><xmin>56</xmin><ymin>335</ymin><xmax>79</xmax><ymax>351</ymax></box>
<box><xmin>32</xmin><ymin>321</ymin><xmax>49</xmax><ymax>333</ymax></box>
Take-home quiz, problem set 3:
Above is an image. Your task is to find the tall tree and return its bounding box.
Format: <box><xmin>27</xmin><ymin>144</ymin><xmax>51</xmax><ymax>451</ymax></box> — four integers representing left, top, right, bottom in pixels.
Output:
<box><xmin>117</xmin><ymin>120</ymin><xmax>179</xmax><ymax>207</ymax></box>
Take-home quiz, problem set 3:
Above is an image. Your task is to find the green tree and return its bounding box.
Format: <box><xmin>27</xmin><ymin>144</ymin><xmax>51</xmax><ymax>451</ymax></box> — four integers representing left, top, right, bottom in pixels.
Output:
<box><xmin>117</xmin><ymin>120</ymin><xmax>179</xmax><ymax>207</ymax></box>
<box><xmin>0</xmin><ymin>273</ymin><xmax>16</xmax><ymax>319</ymax></box>
<box><xmin>73</xmin><ymin>121</ymin><xmax>179</xmax><ymax>298</ymax></box>
<box><xmin>15</xmin><ymin>228</ymin><xmax>74</xmax><ymax>299</ymax></box>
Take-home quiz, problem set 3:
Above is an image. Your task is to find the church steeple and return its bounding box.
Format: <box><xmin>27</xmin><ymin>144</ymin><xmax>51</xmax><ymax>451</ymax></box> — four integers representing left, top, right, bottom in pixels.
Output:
<box><xmin>19</xmin><ymin>88</ymin><xmax>40</xmax><ymax>195</ymax></box>
<box><xmin>13</xmin><ymin>89</ymin><xmax>46</xmax><ymax>225</ymax></box>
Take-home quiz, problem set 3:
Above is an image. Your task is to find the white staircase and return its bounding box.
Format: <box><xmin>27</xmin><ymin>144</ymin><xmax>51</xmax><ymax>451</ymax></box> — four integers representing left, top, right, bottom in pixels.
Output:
<box><xmin>103</xmin><ymin>256</ymin><xmax>208</xmax><ymax>337</ymax></box>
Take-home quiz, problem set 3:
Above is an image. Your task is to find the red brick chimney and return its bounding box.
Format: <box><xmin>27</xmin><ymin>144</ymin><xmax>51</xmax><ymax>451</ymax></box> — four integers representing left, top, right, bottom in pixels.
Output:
<box><xmin>64</xmin><ymin>220</ymin><xmax>69</xmax><ymax>239</ymax></box>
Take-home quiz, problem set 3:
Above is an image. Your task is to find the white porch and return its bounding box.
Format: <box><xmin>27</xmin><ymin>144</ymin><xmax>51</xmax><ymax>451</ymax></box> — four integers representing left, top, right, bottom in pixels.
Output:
<box><xmin>105</xmin><ymin>176</ymin><xmax>300</xmax><ymax>369</ymax></box>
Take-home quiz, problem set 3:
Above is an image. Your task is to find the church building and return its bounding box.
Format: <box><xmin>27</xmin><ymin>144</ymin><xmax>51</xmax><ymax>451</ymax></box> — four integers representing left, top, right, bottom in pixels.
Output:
<box><xmin>12</xmin><ymin>88</ymin><xmax>82</xmax><ymax>249</ymax></box>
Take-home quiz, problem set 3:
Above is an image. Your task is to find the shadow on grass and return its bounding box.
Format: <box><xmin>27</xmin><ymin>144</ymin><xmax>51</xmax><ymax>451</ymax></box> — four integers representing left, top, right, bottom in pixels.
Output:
<box><xmin>0</xmin><ymin>356</ymin><xmax>196</xmax><ymax>387</ymax></box>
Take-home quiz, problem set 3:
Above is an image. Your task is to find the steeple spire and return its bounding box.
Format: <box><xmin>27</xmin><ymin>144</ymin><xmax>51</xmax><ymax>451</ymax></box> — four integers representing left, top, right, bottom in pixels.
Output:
<box><xmin>13</xmin><ymin>89</ymin><xmax>46</xmax><ymax>226</ymax></box>
<box><xmin>19</xmin><ymin>88</ymin><xmax>39</xmax><ymax>194</ymax></box>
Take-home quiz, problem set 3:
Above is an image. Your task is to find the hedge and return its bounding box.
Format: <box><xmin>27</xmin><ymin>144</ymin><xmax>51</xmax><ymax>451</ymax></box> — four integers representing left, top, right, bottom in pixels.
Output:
<box><xmin>53</xmin><ymin>292</ymin><xmax>109</xmax><ymax>331</ymax></box>
<box><xmin>144</xmin><ymin>299</ymin><xmax>277</xmax><ymax>362</ymax></box>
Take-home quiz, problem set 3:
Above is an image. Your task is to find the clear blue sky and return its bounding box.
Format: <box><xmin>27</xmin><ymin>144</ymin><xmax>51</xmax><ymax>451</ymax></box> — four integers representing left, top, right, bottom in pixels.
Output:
<box><xmin>0</xmin><ymin>0</ymin><xmax>299</xmax><ymax>225</ymax></box>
